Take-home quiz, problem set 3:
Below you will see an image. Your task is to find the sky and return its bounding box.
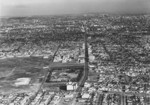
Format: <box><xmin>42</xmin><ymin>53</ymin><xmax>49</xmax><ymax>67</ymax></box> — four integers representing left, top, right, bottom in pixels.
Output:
<box><xmin>0</xmin><ymin>0</ymin><xmax>150</xmax><ymax>16</ymax></box>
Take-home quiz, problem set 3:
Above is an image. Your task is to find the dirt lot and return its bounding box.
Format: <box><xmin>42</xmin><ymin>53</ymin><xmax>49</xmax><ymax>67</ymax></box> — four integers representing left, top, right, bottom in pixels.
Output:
<box><xmin>0</xmin><ymin>57</ymin><xmax>49</xmax><ymax>94</ymax></box>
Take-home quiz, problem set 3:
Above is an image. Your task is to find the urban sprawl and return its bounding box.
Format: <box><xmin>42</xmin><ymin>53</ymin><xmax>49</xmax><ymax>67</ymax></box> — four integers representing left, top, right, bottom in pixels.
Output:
<box><xmin>0</xmin><ymin>13</ymin><xmax>150</xmax><ymax>105</ymax></box>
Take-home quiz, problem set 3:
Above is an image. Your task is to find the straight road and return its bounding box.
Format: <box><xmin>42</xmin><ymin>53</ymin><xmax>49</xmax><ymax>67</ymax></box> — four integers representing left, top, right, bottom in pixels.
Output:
<box><xmin>25</xmin><ymin>44</ymin><xmax>60</xmax><ymax>105</ymax></box>
<box><xmin>77</xmin><ymin>32</ymin><xmax>89</xmax><ymax>92</ymax></box>
<box><xmin>70</xmin><ymin>33</ymin><xmax>89</xmax><ymax>105</ymax></box>
<box><xmin>98</xmin><ymin>90</ymin><xmax>150</xmax><ymax>97</ymax></box>
<box><xmin>97</xmin><ymin>93</ymin><xmax>104</xmax><ymax>105</ymax></box>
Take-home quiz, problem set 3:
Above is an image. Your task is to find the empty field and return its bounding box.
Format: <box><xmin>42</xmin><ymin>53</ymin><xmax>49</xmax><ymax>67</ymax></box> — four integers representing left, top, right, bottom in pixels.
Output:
<box><xmin>0</xmin><ymin>57</ymin><xmax>49</xmax><ymax>94</ymax></box>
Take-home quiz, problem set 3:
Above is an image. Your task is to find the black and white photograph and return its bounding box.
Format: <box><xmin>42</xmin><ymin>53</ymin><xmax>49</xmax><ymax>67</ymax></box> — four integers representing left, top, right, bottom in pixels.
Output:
<box><xmin>0</xmin><ymin>0</ymin><xmax>150</xmax><ymax>105</ymax></box>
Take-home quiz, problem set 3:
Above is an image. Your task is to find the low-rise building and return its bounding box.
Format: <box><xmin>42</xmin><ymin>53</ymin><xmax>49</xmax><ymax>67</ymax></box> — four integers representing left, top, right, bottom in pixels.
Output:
<box><xmin>66</xmin><ymin>82</ymin><xmax>78</xmax><ymax>91</ymax></box>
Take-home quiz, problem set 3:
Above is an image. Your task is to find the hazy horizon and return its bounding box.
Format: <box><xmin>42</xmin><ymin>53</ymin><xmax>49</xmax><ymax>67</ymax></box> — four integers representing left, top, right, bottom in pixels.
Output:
<box><xmin>0</xmin><ymin>0</ymin><xmax>150</xmax><ymax>17</ymax></box>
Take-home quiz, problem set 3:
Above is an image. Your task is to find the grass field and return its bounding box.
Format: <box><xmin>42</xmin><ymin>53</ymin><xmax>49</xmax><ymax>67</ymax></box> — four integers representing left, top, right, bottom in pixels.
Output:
<box><xmin>0</xmin><ymin>57</ymin><xmax>84</xmax><ymax>94</ymax></box>
<box><xmin>0</xmin><ymin>57</ymin><xmax>49</xmax><ymax>94</ymax></box>
<box><xmin>50</xmin><ymin>62</ymin><xmax>84</xmax><ymax>69</ymax></box>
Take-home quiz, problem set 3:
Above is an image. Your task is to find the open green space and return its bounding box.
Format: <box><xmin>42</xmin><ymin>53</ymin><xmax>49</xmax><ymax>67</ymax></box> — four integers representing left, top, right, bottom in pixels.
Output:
<box><xmin>50</xmin><ymin>62</ymin><xmax>84</xmax><ymax>69</ymax></box>
<box><xmin>0</xmin><ymin>57</ymin><xmax>49</xmax><ymax>94</ymax></box>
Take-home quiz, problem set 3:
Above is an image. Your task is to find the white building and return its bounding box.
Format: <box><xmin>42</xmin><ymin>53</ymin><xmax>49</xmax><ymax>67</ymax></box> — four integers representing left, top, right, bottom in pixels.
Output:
<box><xmin>66</xmin><ymin>82</ymin><xmax>78</xmax><ymax>91</ymax></box>
<box><xmin>54</xmin><ymin>56</ymin><xmax>62</xmax><ymax>62</ymax></box>
<box><xmin>84</xmin><ymin>82</ymin><xmax>91</xmax><ymax>88</ymax></box>
<box><xmin>89</xmin><ymin>54</ymin><xmax>95</xmax><ymax>62</ymax></box>
<box><xmin>82</xmin><ymin>93</ymin><xmax>90</xmax><ymax>99</ymax></box>
<box><xmin>65</xmin><ymin>94</ymin><xmax>74</xmax><ymax>98</ymax></box>
<box><xmin>78</xmin><ymin>54</ymin><xmax>85</xmax><ymax>63</ymax></box>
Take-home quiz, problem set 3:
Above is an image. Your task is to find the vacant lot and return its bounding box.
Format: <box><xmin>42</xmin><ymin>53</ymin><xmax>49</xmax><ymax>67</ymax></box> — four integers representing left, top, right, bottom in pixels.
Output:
<box><xmin>0</xmin><ymin>57</ymin><xmax>49</xmax><ymax>94</ymax></box>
